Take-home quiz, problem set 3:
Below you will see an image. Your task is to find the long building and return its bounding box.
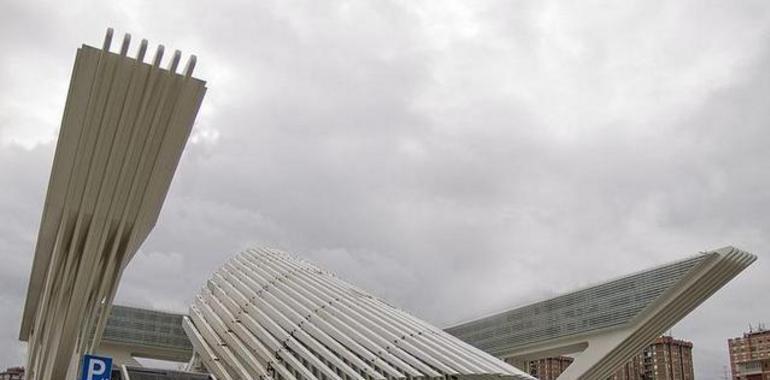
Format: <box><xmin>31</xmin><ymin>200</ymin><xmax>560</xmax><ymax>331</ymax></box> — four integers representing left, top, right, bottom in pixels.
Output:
<box><xmin>729</xmin><ymin>327</ymin><xmax>770</xmax><ymax>380</ymax></box>
<box><xmin>97</xmin><ymin>305</ymin><xmax>194</xmax><ymax>365</ymax></box>
<box><xmin>445</xmin><ymin>247</ymin><xmax>755</xmax><ymax>380</ymax></box>
<box><xmin>18</xmin><ymin>29</ymin><xmax>206</xmax><ymax>380</ymax></box>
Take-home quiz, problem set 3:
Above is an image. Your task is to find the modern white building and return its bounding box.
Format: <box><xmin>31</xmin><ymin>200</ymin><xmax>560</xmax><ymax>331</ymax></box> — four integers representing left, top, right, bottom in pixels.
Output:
<box><xmin>88</xmin><ymin>247</ymin><xmax>755</xmax><ymax>380</ymax></box>
<box><xmin>183</xmin><ymin>247</ymin><xmax>535</xmax><ymax>380</ymax></box>
<box><xmin>14</xmin><ymin>30</ymin><xmax>759</xmax><ymax>380</ymax></box>
<box><xmin>445</xmin><ymin>247</ymin><xmax>756</xmax><ymax>380</ymax></box>
<box><xmin>18</xmin><ymin>29</ymin><xmax>206</xmax><ymax>380</ymax></box>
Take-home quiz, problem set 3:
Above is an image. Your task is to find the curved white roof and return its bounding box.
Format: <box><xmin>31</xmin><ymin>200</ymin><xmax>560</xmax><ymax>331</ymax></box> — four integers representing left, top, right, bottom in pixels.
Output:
<box><xmin>183</xmin><ymin>248</ymin><xmax>534</xmax><ymax>380</ymax></box>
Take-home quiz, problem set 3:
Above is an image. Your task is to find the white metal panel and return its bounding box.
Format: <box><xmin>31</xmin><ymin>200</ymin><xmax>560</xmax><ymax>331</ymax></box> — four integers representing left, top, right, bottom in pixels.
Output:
<box><xmin>258</xmin><ymin>254</ymin><xmax>473</xmax><ymax>376</ymax></box>
<box><xmin>255</xmin><ymin>249</ymin><xmax>515</xmax><ymax>376</ymax></box>
<box><xmin>183</xmin><ymin>316</ymin><xmax>237</xmax><ymax>380</ymax></box>
<box><xmin>232</xmin><ymin>257</ymin><xmax>397</xmax><ymax>378</ymax></box>
<box><xmin>186</xmin><ymin>248</ymin><xmax>535</xmax><ymax>380</ymax></box>
<box><xmin>255</xmin><ymin>256</ymin><xmax>442</xmax><ymax>377</ymax></box>
<box><xmin>21</xmin><ymin>29</ymin><xmax>206</xmax><ymax>380</ymax></box>
<box><xmin>219</xmin><ymin>267</ymin><xmax>369</xmax><ymax>380</ymax></box>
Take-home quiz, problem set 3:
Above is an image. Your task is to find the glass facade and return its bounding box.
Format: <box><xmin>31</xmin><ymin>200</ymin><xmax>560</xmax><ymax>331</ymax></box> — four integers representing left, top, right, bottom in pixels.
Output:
<box><xmin>445</xmin><ymin>255</ymin><xmax>708</xmax><ymax>356</ymax></box>
<box><xmin>102</xmin><ymin>305</ymin><xmax>193</xmax><ymax>353</ymax></box>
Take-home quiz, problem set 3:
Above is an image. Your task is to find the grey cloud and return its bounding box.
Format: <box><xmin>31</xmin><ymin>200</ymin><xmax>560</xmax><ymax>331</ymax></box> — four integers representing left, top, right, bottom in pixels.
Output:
<box><xmin>0</xmin><ymin>144</ymin><xmax>51</xmax><ymax>368</ymax></box>
<box><xmin>1</xmin><ymin>1</ymin><xmax>769</xmax><ymax>378</ymax></box>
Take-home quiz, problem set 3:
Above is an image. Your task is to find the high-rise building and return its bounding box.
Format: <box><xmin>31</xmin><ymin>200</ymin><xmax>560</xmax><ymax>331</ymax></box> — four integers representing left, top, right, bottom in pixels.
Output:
<box><xmin>519</xmin><ymin>336</ymin><xmax>694</xmax><ymax>380</ymax></box>
<box><xmin>608</xmin><ymin>354</ymin><xmax>646</xmax><ymax>380</ymax></box>
<box><xmin>628</xmin><ymin>336</ymin><xmax>694</xmax><ymax>380</ymax></box>
<box><xmin>521</xmin><ymin>356</ymin><xmax>573</xmax><ymax>380</ymax></box>
<box><xmin>728</xmin><ymin>327</ymin><xmax>770</xmax><ymax>380</ymax></box>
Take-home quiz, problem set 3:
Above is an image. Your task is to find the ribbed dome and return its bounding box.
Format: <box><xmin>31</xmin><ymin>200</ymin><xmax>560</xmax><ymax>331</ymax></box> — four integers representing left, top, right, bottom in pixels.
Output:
<box><xmin>183</xmin><ymin>248</ymin><xmax>534</xmax><ymax>380</ymax></box>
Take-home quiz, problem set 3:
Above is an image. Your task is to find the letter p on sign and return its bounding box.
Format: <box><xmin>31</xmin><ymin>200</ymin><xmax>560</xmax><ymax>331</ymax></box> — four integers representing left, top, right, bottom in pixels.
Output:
<box><xmin>81</xmin><ymin>354</ymin><xmax>112</xmax><ymax>380</ymax></box>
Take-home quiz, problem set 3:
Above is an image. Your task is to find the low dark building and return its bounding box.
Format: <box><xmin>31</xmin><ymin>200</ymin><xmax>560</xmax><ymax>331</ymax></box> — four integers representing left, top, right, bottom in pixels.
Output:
<box><xmin>0</xmin><ymin>367</ymin><xmax>24</xmax><ymax>380</ymax></box>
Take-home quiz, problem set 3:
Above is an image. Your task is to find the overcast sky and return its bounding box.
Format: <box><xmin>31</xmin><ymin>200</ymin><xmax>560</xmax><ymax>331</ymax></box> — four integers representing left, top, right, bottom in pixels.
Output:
<box><xmin>1</xmin><ymin>0</ymin><xmax>769</xmax><ymax>378</ymax></box>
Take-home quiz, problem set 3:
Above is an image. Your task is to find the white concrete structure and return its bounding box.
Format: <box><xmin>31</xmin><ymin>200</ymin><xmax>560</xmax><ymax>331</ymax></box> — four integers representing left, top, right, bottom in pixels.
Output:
<box><xmin>184</xmin><ymin>248</ymin><xmax>535</xmax><ymax>380</ymax></box>
<box><xmin>19</xmin><ymin>29</ymin><xmax>206</xmax><ymax>380</ymax></box>
<box><xmin>445</xmin><ymin>246</ymin><xmax>756</xmax><ymax>380</ymax></box>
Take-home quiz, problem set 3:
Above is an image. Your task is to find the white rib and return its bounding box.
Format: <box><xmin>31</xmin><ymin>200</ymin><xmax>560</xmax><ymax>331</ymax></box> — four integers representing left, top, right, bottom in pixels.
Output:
<box><xmin>184</xmin><ymin>315</ymin><xmax>237</xmax><ymax>380</ymax></box>
<box><xmin>252</xmin><ymin>252</ymin><xmax>445</xmax><ymax>377</ymax></box>
<box><xmin>230</xmin><ymin>257</ymin><xmax>399</xmax><ymax>378</ymax></box>
<box><xmin>187</xmin><ymin>248</ymin><xmax>535</xmax><ymax>380</ymax></box>
<box><xmin>254</xmin><ymin>249</ymin><xmax>515</xmax><ymax>376</ymax></box>
<box><xmin>208</xmin><ymin>275</ymin><xmax>341</xmax><ymax>380</ymax></box>
<box><xmin>219</xmin><ymin>266</ymin><xmax>372</xmax><ymax>380</ymax></box>
<box><xmin>229</xmin><ymin>270</ymin><xmax>383</xmax><ymax>380</ymax></box>
<box><xmin>21</xmin><ymin>29</ymin><xmax>206</xmax><ymax>380</ymax></box>
<box><xmin>235</xmin><ymin>255</ymin><xmax>411</xmax><ymax>378</ymax></box>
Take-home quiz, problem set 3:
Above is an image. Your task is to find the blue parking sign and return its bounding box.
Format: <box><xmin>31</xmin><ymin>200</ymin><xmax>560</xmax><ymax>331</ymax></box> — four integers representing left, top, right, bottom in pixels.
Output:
<box><xmin>81</xmin><ymin>354</ymin><xmax>112</xmax><ymax>380</ymax></box>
